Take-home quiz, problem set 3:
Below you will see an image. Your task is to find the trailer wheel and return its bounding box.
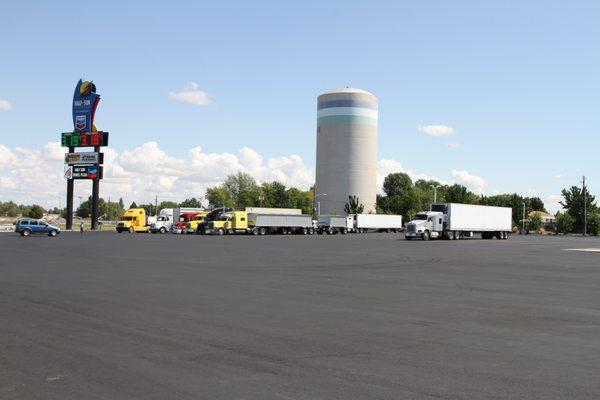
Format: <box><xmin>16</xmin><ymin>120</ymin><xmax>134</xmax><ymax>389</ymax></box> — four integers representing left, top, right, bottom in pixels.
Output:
<box><xmin>405</xmin><ymin>236</ymin><xmax>412</xmax><ymax>240</ymax></box>
<box><xmin>340</xmin><ymin>228</ymin><xmax>347</xmax><ymax>235</ymax></box>
<box><xmin>326</xmin><ymin>227</ymin><xmax>335</xmax><ymax>235</ymax></box>
<box><xmin>259</xmin><ymin>227</ymin><xmax>266</xmax><ymax>235</ymax></box>
<box><xmin>302</xmin><ymin>227</ymin><xmax>308</xmax><ymax>235</ymax></box>
<box><xmin>422</xmin><ymin>231</ymin><xmax>430</xmax><ymax>241</ymax></box>
<box><xmin>308</xmin><ymin>227</ymin><xmax>314</xmax><ymax>235</ymax></box>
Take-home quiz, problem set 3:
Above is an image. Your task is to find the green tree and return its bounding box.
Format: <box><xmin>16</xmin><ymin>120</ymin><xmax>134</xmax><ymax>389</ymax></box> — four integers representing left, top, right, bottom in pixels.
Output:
<box><xmin>179</xmin><ymin>198</ymin><xmax>202</xmax><ymax>208</ymax></box>
<box><xmin>382</xmin><ymin>173</ymin><xmax>413</xmax><ymax>197</ymax></box>
<box><xmin>587</xmin><ymin>213</ymin><xmax>600</xmax><ymax>236</ymax></box>
<box><xmin>344</xmin><ymin>195</ymin><xmax>365</xmax><ymax>214</ymax></box>
<box><xmin>206</xmin><ymin>187</ymin><xmax>235</xmax><ymax>208</ymax></box>
<box><xmin>0</xmin><ymin>201</ymin><xmax>19</xmax><ymax>217</ymax></box>
<box><xmin>529</xmin><ymin>212</ymin><xmax>543</xmax><ymax>233</ymax></box>
<box><xmin>28</xmin><ymin>205</ymin><xmax>44</xmax><ymax>219</ymax></box>
<box><xmin>559</xmin><ymin>186</ymin><xmax>598</xmax><ymax>233</ymax></box>
<box><xmin>445</xmin><ymin>184</ymin><xmax>479</xmax><ymax>204</ymax></box>
<box><xmin>261</xmin><ymin>181</ymin><xmax>289</xmax><ymax>208</ymax></box>
<box><xmin>158</xmin><ymin>201</ymin><xmax>178</xmax><ymax>210</ymax></box>
<box><xmin>129</xmin><ymin>201</ymin><xmax>138</xmax><ymax>209</ymax></box>
<box><xmin>555</xmin><ymin>211</ymin><xmax>575</xmax><ymax>234</ymax></box>
<box><xmin>287</xmin><ymin>187</ymin><xmax>313</xmax><ymax>214</ymax></box>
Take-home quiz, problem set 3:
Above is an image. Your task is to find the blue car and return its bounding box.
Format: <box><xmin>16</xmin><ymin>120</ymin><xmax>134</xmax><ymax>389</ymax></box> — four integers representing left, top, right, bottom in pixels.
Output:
<box><xmin>15</xmin><ymin>219</ymin><xmax>61</xmax><ymax>237</ymax></box>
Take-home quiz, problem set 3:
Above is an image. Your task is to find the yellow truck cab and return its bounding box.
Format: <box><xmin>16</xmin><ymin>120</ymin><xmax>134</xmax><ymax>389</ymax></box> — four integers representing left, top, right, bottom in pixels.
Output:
<box><xmin>116</xmin><ymin>208</ymin><xmax>149</xmax><ymax>233</ymax></box>
<box><xmin>185</xmin><ymin>212</ymin><xmax>209</xmax><ymax>234</ymax></box>
<box><xmin>208</xmin><ymin>211</ymin><xmax>248</xmax><ymax>235</ymax></box>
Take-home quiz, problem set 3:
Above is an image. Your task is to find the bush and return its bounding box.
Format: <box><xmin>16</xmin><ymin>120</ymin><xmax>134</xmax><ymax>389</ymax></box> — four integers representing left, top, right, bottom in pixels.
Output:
<box><xmin>28</xmin><ymin>205</ymin><xmax>44</xmax><ymax>219</ymax></box>
<box><xmin>555</xmin><ymin>212</ymin><xmax>575</xmax><ymax>234</ymax></box>
<box><xmin>587</xmin><ymin>213</ymin><xmax>600</xmax><ymax>236</ymax></box>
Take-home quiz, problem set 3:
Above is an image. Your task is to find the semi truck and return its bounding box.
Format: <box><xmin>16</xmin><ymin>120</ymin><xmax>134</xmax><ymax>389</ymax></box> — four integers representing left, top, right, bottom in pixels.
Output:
<box><xmin>354</xmin><ymin>214</ymin><xmax>403</xmax><ymax>233</ymax></box>
<box><xmin>316</xmin><ymin>214</ymin><xmax>403</xmax><ymax>234</ymax></box>
<box><xmin>149</xmin><ymin>208</ymin><xmax>203</xmax><ymax>234</ymax></box>
<box><xmin>316</xmin><ymin>215</ymin><xmax>354</xmax><ymax>234</ymax></box>
<box><xmin>196</xmin><ymin>207</ymin><xmax>235</xmax><ymax>234</ymax></box>
<box><xmin>206</xmin><ymin>211</ymin><xmax>314</xmax><ymax>235</ymax></box>
<box><xmin>404</xmin><ymin>203</ymin><xmax>512</xmax><ymax>241</ymax></box>
<box><xmin>172</xmin><ymin>211</ymin><xmax>202</xmax><ymax>234</ymax></box>
<box><xmin>116</xmin><ymin>208</ymin><xmax>149</xmax><ymax>233</ymax></box>
<box><xmin>185</xmin><ymin>212</ymin><xmax>209</xmax><ymax>233</ymax></box>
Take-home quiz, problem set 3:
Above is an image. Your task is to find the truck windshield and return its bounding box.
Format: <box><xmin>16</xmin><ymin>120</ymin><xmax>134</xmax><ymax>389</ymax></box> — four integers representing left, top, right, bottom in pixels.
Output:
<box><xmin>123</xmin><ymin>216</ymin><xmax>135</xmax><ymax>221</ymax></box>
<box><xmin>413</xmin><ymin>214</ymin><xmax>428</xmax><ymax>220</ymax></box>
<box><xmin>157</xmin><ymin>216</ymin><xmax>168</xmax><ymax>221</ymax></box>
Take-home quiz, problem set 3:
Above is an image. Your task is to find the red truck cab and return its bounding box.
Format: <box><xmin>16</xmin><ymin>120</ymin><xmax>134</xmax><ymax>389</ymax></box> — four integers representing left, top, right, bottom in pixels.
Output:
<box><xmin>173</xmin><ymin>212</ymin><xmax>199</xmax><ymax>234</ymax></box>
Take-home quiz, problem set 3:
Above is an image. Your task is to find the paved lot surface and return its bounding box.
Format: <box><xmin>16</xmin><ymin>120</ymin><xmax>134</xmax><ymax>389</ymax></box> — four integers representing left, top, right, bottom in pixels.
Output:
<box><xmin>1</xmin><ymin>232</ymin><xmax>600</xmax><ymax>399</ymax></box>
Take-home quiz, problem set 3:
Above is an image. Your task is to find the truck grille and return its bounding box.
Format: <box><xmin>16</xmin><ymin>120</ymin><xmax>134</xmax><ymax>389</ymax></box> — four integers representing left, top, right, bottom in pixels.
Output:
<box><xmin>406</xmin><ymin>224</ymin><xmax>416</xmax><ymax>233</ymax></box>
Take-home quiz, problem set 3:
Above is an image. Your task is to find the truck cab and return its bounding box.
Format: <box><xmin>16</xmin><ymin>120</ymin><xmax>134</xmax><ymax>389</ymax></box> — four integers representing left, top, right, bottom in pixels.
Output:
<box><xmin>404</xmin><ymin>211</ymin><xmax>444</xmax><ymax>240</ymax></box>
<box><xmin>196</xmin><ymin>207</ymin><xmax>234</xmax><ymax>234</ymax></box>
<box><xmin>207</xmin><ymin>211</ymin><xmax>249</xmax><ymax>235</ymax></box>
<box><xmin>172</xmin><ymin>212</ymin><xmax>199</xmax><ymax>234</ymax></box>
<box><xmin>185</xmin><ymin>212</ymin><xmax>209</xmax><ymax>234</ymax></box>
<box><xmin>117</xmin><ymin>208</ymin><xmax>149</xmax><ymax>233</ymax></box>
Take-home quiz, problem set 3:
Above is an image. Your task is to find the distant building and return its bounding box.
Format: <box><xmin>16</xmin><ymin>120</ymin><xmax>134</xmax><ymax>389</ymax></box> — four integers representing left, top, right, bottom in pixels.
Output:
<box><xmin>528</xmin><ymin>211</ymin><xmax>556</xmax><ymax>231</ymax></box>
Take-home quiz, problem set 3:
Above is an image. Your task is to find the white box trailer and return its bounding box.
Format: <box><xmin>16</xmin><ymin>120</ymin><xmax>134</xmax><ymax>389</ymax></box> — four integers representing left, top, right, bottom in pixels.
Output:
<box><xmin>446</xmin><ymin>203</ymin><xmax>512</xmax><ymax>232</ymax></box>
<box><xmin>248</xmin><ymin>213</ymin><xmax>313</xmax><ymax>234</ymax></box>
<box><xmin>354</xmin><ymin>214</ymin><xmax>403</xmax><ymax>232</ymax></box>
<box><xmin>317</xmin><ymin>215</ymin><xmax>354</xmax><ymax>234</ymax></box>
<box><xmin>245</xmin><ymin>207</ymin><xmax>301</xmax><ymax>215</ymax></box>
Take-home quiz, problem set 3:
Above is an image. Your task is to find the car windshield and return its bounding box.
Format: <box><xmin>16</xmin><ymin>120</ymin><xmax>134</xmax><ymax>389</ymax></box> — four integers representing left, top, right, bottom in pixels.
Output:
<box><xmin>413</xmin><ymin>214</ymin><xmax>428</xmax><ymax>220</ymax></box>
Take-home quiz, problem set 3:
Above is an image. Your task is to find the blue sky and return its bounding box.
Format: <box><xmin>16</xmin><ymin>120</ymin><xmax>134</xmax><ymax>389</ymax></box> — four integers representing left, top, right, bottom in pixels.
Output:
<box><xmin>0</xmin><ymin>1</ymin><xmax>598</xmax><ymax>210</ymax></box>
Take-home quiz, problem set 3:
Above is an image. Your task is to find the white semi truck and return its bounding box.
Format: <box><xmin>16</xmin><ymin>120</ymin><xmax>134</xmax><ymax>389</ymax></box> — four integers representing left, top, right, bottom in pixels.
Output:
<box><xmin>149</xmin><ymin>207</ymin><xmax>203</xmax><ymax>234</ymax></box>
<box><xmin>317</xmin><ymin>215</ymin><xmax>354</xmax><ymax>234</ymax></box>
<box><xmin>404</xmin><ymin>203</ymin><xmax>512</xmax><ymax>241</ymax></box>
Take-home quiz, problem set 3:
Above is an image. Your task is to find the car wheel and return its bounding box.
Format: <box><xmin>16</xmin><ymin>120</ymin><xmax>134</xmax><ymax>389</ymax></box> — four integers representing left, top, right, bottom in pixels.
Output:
<box><xmin>49</xmin><ymin>229</ymin><xmax>58</xmax><ymax>237</ymax></box>
<box><xmin>422</xmin><ymin>230</ymin><xmax>430</xmax><ymax>241</ymax></box>
<box><xmin>22</xmin><ymin>229</ymin><xmax>31</xmax><ymax>237</ymax></box>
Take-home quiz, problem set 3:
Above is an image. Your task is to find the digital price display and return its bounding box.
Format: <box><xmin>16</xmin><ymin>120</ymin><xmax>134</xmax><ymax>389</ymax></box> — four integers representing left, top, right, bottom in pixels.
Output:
<box><xmin>61</xmin><ymin>131</ymin><xmax>109</xmax><ymax>148</ymax></box>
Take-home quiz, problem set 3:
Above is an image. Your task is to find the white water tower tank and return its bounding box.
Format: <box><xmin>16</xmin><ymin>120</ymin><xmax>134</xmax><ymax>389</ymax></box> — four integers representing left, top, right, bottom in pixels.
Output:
<box><xmin>315</xmin><ymin>87</ymin><xmax>378</xmax><ymax>215</ymax></box>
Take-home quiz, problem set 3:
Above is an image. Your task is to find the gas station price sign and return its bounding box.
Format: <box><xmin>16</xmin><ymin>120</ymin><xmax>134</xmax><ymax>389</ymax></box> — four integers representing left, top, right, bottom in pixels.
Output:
<box><xmin>61</xmin><ymin>131</ymin><xmax>109</xmax><ymax>147</ymax></box>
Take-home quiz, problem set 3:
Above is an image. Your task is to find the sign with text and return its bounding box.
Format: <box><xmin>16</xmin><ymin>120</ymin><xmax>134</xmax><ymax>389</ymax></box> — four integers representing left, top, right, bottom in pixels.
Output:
<box><xmin>72</xmin><ymin>80</ymin><xmax>100</xmax><ymax>132</ymax></box>
<box><xmin>65</xmin><ymin>152</ymin><xmax>103</xmax><ymax>165</ymax></box>
<box><xmin>61</xmin><ymin>131</ymin><xmax>109</xmax><ymax>148</ymax></box>
<box><xmin>64</xmin><ymin>165</ymin><xmax>103</xmax><ymax>180</ymax></box>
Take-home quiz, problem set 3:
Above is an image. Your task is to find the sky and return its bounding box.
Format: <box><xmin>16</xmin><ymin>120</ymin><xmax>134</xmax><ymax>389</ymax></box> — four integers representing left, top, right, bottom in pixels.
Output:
<box><xmin>0</xmin><ymin>1</ymin><xmax>598</xmax><ymax>212</ymax></box>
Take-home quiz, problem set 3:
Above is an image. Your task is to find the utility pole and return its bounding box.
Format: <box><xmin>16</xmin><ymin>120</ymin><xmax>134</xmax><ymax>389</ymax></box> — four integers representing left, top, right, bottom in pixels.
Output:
<box><xmin>431</xmin><ymin>184</ymin><xmax>439</xmax><ymax>211</ymax></box>
<box><xmin>155</xmin><ymin>195</ymin><xmax>158</xmax><ymax>216</ymax></box>
<box><xmin>108</xmin><ymin>196</ymin><xmax>111</xmax><ymax>222</ymax></box>
<box><xmin>582</xmin><ymin>176</ymin><xmax>587</xmax><ymax>236</ymax></box>
<box><xmin>522</xmin><ymin>202</ymin><xmax>526</xmax><ymax>234</ymax></box>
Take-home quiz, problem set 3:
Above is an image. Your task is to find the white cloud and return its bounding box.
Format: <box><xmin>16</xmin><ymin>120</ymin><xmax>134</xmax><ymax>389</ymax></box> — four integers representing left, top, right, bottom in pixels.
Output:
<box><xmin>451</xmin><ymin>169</ymin><xmax>486</xmax><ymax>194</ymax></box>
<box><xmin>553</xmin><ymin>173</ymin><xmax>562</xmax><ymax>179</ymax></box>
<box><xmin>0</xmin><ymin>98</ymin><xmax>12</xmax><ymax>111</ymax></box>
<box><xmin>0</xmin><ymin>141</ymin><xmax>313</xmax><ymax>208</ymax></box>
<box><xmin>168</xmin><ymin>82</ymin><xmax>212</xmax><ymax>106</ymax></box>
<box><xmin>545</xmin><ymin>195</ymin><xmax>564</xmax><ymax>214</ymax></box>
<box><xmin>418</xmin><ymin>124</ymin><xmax>455</xmax><ymax>137</ymax></box>
<box><xmin>446</xmin><ymin>141</ymin><xmax>460</xmax><ymax>148</ymax></box>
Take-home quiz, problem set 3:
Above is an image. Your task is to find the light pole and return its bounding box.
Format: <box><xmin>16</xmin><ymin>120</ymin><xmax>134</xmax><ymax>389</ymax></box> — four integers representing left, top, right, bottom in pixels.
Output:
<box><xmin>582</xmin><ymin>176</ymin><xmax>587</xmax><ymax>236</ymax></box>
<box><xmin>313</xmin><ymin>193</ymin><xmax>327</xmax><ymax>217</ymax></box>
<box><xmin>431</xmin><ymin>183</ymin><xmax>439</xmax><ymax>211</ymax></box>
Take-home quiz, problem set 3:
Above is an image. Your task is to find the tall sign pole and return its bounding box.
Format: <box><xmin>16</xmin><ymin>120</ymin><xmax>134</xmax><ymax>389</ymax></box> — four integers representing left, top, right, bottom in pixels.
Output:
<box><xmin>62</xmin><ymin>79</ymin><xmax>108</xmax><ymax>230</ymax></box>
<box><xmin>583</xmin><ymin>176</ymin><xmax>587</xmax><ymax>236</ymax></box>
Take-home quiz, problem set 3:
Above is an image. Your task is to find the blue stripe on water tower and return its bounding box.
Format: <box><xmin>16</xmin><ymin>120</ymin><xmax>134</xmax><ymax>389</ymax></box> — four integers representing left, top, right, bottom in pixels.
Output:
<box><xmin>317</xmin><ymin>106</ymin><xmax>378</xmax><ymax>126</ymax></box>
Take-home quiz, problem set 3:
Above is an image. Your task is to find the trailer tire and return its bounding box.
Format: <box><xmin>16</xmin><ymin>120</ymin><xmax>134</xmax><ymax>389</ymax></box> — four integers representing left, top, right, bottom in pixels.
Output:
<box><xmin>341</xmin><ymin>228</ymin><xmax>347</xmax><ymax>235</ymax></box>
<box><xmin>405</xmin><ymin>236</ymin><xmax>412</xmax><ymax>240</ymax></box>
<box><xmin>422</xmin><ymin>231</ymin><xmax>430</xmax><ymax>241</ymax></box>
<box><xmin>308</xmin><ymin>227</ymin><xmax>314</xmax><ymax>235</ymax></box>
<box><xmin>259</xmin><ymin>227</ymin><xmax>266</xmax><ymax>235</ymax></box>
<box><xmin>302</xmin><ymin>227</ymin><xmax>308</xmax><ymax>235</ymax></box>
<box><xmin>327</xmin><ymin>227</ymin><xmax>335</xmax><ymax>235</ymax></box>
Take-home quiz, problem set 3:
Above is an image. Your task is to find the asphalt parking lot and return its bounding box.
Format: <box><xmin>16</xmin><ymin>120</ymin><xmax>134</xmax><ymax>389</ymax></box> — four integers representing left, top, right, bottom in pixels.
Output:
<box><xmin>1</xmin><ymin>232</ymin><xmax>600</xmax><ymax>399</ymax></box>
